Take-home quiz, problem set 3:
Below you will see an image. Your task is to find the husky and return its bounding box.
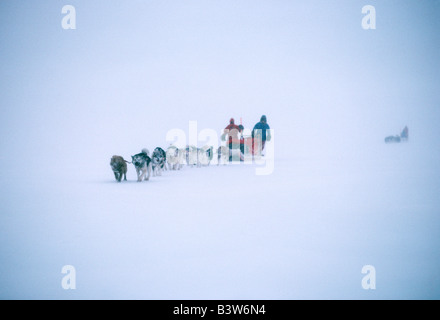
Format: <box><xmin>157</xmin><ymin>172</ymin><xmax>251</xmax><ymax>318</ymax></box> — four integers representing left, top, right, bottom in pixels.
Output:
<box><xmin>185</xmin><ymin>145</ymin><xmax>198</xmax><ymax>167</ymax></box>
<box><xmin>110</xmin><ymin>155</ymin><xmax>129</xmax><ymax>182</ymax></box>
<box><xmin>131</xmin><ymin>149</ymin><xmax>152</xmax><ymax>182</ymax></box>
<box><xmin>217</xmin><ymin>146</ymin><xmax>229</xmax><ymax>165</ymax></box>
<box><xmin>197</xmin><ymin>146</ymin><xmax>214</xmax><ymax>167</ymax></box>
<box><xmin>152</xmin><ymin>147</ymin><xmax>167</xmax><ymax>176</ymax></box>
<box><xmin>167</xmin><ymin>145</ymin><xmax>184</xmax><ymax>170</ymax></box>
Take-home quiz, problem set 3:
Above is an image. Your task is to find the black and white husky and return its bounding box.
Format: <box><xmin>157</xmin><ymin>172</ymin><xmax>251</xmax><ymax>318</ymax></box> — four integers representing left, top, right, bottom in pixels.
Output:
<box><xmin>131</xmin><ymin>149</ymin><xmax>152</xmax><ymax>182</ymax></box>
<box><xmin>184</xmin><ymin>145</ymin><xmax>196</xmax><ymax>167</ymax></box>
<box><xmin>197</xmin><ymin>146</ymin><xmax>214</xmax><ymax>167</ymax></box>
<box><xmin>152</xmin><ymin>147</ymin><xmax>167</xmax><ymax>176</ymax></box>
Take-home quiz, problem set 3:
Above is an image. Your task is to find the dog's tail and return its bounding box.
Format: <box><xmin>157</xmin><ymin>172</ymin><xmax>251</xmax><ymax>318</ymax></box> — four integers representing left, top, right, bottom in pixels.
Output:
<box><xmin>124</xmin><ymin>160</ymin><xmax>132</xmax><ymax>164</ymax></box>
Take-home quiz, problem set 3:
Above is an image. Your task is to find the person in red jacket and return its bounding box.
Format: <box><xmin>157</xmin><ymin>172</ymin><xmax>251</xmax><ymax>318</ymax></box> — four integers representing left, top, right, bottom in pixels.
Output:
<box><xmin>224</xmin><ymin>118</ymin><xmax>240</xmax><ymax>162</ymax></box>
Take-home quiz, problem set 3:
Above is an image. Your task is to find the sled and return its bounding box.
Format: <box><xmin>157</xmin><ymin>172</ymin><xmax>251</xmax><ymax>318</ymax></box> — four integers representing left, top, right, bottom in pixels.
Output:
<box><xmin>385</xmin><ymin>135</ymin><xmax>401</xmax><ymax>144</ymax></box>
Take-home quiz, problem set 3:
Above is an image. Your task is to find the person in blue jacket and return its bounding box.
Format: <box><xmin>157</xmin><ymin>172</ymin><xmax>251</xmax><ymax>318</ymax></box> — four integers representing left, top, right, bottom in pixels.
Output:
<box><xmin>401</xmin><ymin>126</ymin><xmax>409</xmax><ymax>141</ymax></box>
<box><xmin>252</xmin><ymin>115</ymin><xmax>271</xmax><ymax>155</ymax></box>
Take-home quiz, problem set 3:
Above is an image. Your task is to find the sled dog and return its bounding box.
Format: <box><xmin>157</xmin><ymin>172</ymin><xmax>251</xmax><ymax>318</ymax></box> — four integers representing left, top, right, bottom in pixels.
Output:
<box><xmin>131</xmin><ymin>149</ymin><xmax>152</xmax><ymax>182</ymax></box>
<box><xmin>110</xmin><ymin>155</ymin><xmax>129</xmax><ymax>182</ymax></box>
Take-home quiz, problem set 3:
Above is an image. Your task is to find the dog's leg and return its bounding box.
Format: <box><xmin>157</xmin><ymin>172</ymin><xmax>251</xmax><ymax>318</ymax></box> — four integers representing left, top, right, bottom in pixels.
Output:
<box><xmin>114</xmin><ymin>172</ymin><xmax>119</xmax><ymax>181</ymax></box>
<box><xmin>136</xmin><ymin>168</ymin><xmax>142</xmax><ymax>182</ymax></box>
<box><xmin>146</xmin><ymin>163</ymin><xmax>151</xmax><ymax>181</ymax></box>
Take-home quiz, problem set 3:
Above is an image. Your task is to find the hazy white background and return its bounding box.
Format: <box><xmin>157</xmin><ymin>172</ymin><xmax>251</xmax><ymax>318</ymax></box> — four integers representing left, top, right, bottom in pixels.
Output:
<box><xmin>0</xmin><ymin>0</ymin><xmax>439</xmax><ymax>299</ymax></box>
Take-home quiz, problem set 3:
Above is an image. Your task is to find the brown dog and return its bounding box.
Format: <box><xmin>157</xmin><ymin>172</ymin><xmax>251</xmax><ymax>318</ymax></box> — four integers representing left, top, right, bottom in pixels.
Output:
<box><xmin>110</xmin><ymin>155</ymin><xmax>129</xmax><ymax>182</ymax></box>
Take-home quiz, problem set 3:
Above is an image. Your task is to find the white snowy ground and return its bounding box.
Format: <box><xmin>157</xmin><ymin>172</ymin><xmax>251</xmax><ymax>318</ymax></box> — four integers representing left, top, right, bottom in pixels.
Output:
<box><xmin>0</xmin><ymin>137</ymin><xmax>439</xmax><ymax>300</ymax></box>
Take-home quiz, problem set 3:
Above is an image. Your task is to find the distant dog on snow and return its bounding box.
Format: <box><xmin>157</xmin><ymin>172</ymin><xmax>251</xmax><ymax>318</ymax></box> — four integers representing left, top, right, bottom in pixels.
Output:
<box><xmin>110</xmin><ymin>155</ymin><xmax>129</xmax><ymax>182</ymax></box>
<box><xmin>217</xmin><ymin>146</ymin><xmax>228</xmax><ymax>165</ymax></box>
<box><xmin>197</xmin><ymin>146</ymin><xmax>214</xmax><ymax>167</ymax></box>
<box><xmin>385</xmin><ymin>135</ymin><xmax>401</xmax><ymax>143</ymax></box>
<box><xmin>131</xmin><ymin>149</ymin><xmax>152</xmax><ymax>182</ymax></box>
<box><xmin>167</xmin><ymin>145</ymin><xmax>184</xmax><ymax>170</ymax></box>
<box><xmin>185</xmin><ymin>145</ymin><xmax>198</xmax><ymax>167</ymax></box>
<box><xmin>152</xmin><ymin>147</ymin><xmax>167</xmax><ymax>176</ymax></box>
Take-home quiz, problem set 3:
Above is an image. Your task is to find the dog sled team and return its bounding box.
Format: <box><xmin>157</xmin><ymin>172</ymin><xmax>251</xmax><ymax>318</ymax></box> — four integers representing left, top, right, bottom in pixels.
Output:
<box><xmin>110</xmin><ymin>115</ymin><xmax>272</xmax><ymax>182</ymax></box>
<box><xmin>110</xmin><ymin>147</ymin><xmax>167</xmax><ymax>182</ymax></box>
<box><xmin>385</xmin><ymin>126</ymin><xmax>409</xmax><ymax>144</ymax></box>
